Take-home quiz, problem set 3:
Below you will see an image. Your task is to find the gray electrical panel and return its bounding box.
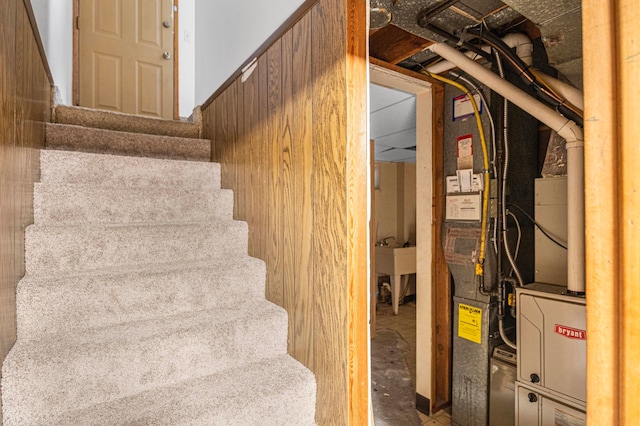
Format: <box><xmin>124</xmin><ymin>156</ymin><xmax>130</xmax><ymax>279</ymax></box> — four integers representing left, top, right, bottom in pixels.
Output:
<box><xmin>516</xmin><ymin>284</ymin><xmax>586</xmax><ymax>424</ymax></box>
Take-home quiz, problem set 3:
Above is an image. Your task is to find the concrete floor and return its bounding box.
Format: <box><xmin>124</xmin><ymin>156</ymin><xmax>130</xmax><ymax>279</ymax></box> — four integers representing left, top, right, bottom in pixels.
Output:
<box><xmin>373</xmin><ymin>300</ymin><xmax>452</xmax><ymax>426</ymax></box>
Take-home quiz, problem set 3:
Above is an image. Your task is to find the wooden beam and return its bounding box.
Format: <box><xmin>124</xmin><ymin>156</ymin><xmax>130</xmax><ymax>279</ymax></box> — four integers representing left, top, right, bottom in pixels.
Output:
<box><xmin>346</xmin><ymin>0</ymin><xmax>369</xmax><ymax>422</ymax></box>
<box><xmin>369</xmin><ymin>57</ymin><xmax>442</xmax><ymax>87</ymax></box>
<box><xmin>583</xmin><ymin>0</ymin><xmax>640</xmax><ymax>424</ymax></box>
<box><xmin>369</xmin><ymin>24</ymin><xmax>433</xmax><ymax>65</ymax></box>
<box><xmin>616</xmin><ymin>1</ymin><xmax>640</xmax><ymax>423</ymax></box>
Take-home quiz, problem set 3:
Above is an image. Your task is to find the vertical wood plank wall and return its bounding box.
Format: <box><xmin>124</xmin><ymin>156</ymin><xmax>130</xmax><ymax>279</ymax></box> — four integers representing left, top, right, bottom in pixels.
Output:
<box><xmin>202</xmin><ymin>0</ymin><xmax>368</xmax><ymax>423</ymax></box>
<box><xmin>0</xmin><ymin>0</ymin><xmax>52</xmax><ymax>424</ymax></box>
<box><xmin>583</xmin><ymin>0</ymin><xmax>640</xmax><ymax>424</ymax></box>
<box><xmin>431</xmin><ymin>83</ymin><xmax>450</xmax><ymax>408</ymax></box>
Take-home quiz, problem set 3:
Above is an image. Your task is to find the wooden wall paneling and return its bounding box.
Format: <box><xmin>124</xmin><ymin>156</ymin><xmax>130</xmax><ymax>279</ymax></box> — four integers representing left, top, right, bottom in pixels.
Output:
<box><xmin>0</xmin><ymin>0</ymin><xmax>18</xmax><ymax>372</ymax></box>
<box><xmin>266</xmin><ymin>40</ymin><xmax>284</xmax><ymax>306</ymax></box>
<box><xmin>431</xmin><ymin>84</ymin><xmax>450</xmax><ymax>408</ymax></box>
<box><xmin>291</xmin><ymin>13</ymin><xmax>314</xmax><ymax>370</ymax></box>
<box><xmin>618</xmin><ymin>5</ymin><xmax>640</xmax><ymax>419</ymax></box>
<box><xmin>199</xmin><ymin>0</ymin><xmax>370</xmax><ymax>422</ymax></box>
<box><xmin>16</xmin><ymin>0</ymin><xmax>47</xmax><ymax>279</ymax></box>
<box><xmin>227</xmin><ymin>82</ymin><xmax>239</xmax><ymax>219</ymax></box>
<box><xmin>214</xmin><ymin>93</ymin><xmax>228</xmax><ymax>188</ymax></box>
<box><xmin>212</xmin><ymin>98</ymin><xmax>223</xmax><ymax>173</ymax></box>
<box><xmin>311</xmin><ymin>0</ymin><xmax>349</xmax><ymax>423</ymax></box>
<box><xmin>280</xmin><ymin>30</ymin><xmax>297</xmax><ymax>355</ymax></box>
<box><xmin>203</xmin><ymin>103</ymin><xmax>214</xmax><ymax>161</ymax></box>
<box><xmin>242</xmin><ymin>55</ymin><xmax>257</xmax><ymax>258</ymax></box>
<box><xmin>582</xmin><ymin>2</ymin><xmax>620</xmax><ymax>424</ymax></box>
<box><xmin>1</xmin><ymin>2</ymin><xmax>51</xmax><ymax>424</ymax></box>
<box><xmin>344</xmin><ymin>0</ymin><xmax>369</xmax><ymax>422</ymax></box>
<box><xmin>235</xmin><ymin>77</ymin><xmax>246</xmax><ymax>221</ymax></box>
<box><xmin>257</xmin><ymin>55</ymin><xmax>269</xmax><ymax>261</ymax></box>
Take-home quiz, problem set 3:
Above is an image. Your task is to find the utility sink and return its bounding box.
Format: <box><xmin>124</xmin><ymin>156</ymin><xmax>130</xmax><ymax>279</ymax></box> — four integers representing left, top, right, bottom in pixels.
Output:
<box><xmin>375</xmin><ymin>245</ymin><xmax>416</xmax><ymax>315</ymax></box>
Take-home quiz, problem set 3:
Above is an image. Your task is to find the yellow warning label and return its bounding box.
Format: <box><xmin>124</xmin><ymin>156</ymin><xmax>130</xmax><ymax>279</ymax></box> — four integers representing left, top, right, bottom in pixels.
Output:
<box><xmin>458</xmin><ymin>304</ymin><xmax>482</xmax><ymax>344</ymax></box>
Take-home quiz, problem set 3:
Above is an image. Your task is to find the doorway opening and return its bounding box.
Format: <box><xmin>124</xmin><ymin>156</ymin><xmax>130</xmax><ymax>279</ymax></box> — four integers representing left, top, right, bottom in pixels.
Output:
<box><xmin>369</xmin><ymin>62</ymin><xmax>451</xmax><ymax>422</ymax></box>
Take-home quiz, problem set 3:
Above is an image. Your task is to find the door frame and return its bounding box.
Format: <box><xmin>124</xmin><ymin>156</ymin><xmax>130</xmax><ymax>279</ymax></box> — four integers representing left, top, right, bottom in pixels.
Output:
<box><xmin>369</xmin><ymin>59</ymin><xmax>448</xmax><ymax>413</ymax></box>
<box><xmin>72</xmin><ymin>0</ymin><xmax>179</xmax><ymax>119</ymax></box>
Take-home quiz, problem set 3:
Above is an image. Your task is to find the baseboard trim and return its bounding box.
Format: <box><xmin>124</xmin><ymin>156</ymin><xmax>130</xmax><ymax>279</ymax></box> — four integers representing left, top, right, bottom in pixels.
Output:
<box><xmin>416</xmin><ymin>393</ymin><xmax>431</xmax><ymax>416</ymax></box>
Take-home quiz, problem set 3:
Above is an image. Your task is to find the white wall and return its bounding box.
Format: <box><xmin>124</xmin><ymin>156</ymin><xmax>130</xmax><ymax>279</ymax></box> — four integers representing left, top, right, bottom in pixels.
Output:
<box><xmin>178</xmin><ymin>0</ymin><xmax>196</xmax><ymax>117</ymax></box>
<box><xmin>31</xmin><ymin>0</ymin><xmax>73</xmax><ymax>104</ymax></box>
<box><xmin>30</xmin><ymin>0</ymin><xmax>304</xmax><ymax>110</ymax></box>
<box><xmin>194</xmin><ymin>0</ymin><xmax>306</xmax><ymax>105</ymax></box>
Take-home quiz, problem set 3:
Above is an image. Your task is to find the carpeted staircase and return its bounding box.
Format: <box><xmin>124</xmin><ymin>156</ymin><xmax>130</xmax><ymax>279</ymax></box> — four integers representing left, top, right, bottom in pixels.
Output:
<box><xmin>1</xmin><ymin>107</ymin><xmax>316</xmax><ymax>425</ymax></box>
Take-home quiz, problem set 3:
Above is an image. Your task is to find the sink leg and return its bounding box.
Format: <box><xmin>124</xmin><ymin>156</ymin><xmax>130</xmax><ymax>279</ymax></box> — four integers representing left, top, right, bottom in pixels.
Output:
<box><xmin>391</xmin><ymin>273</ymin><xmax>401</xmax><ymax>315</ymax></box>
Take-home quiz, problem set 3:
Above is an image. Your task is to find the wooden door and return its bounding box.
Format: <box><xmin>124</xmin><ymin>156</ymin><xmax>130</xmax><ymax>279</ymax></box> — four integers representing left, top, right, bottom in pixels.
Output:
<box><xmin>78</xmin><ymin>0</ymin><xmax>174</xmax><ymax>119</ymax></box>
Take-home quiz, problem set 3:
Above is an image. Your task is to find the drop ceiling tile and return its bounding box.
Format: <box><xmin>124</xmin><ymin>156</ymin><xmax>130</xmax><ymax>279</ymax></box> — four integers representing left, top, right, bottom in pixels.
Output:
<box><xmin>370</xmin><ymin>84</ymin><xmax>413</xmax><ymax>113</ymax></box>
<box><xmin>374</xmin><ymin>127</ymin><xmax>416</xmax><ymax>149</ymax></box>
<box><xmin>370</xmin><ymin>97</ymin><xmax>416</xmax><ymax>139</ymax></box>
<box><xmin>375</xmin><ymin>148</ymin><xmax>417</xmax><ymax>163</ymax></box>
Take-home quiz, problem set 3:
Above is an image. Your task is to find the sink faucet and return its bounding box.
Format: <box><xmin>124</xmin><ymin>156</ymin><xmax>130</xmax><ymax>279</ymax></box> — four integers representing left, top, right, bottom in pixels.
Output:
<box><xmin>377</xmin><ymin>236</ymin><xmax>395</xmax><ymax>246</ymax></box>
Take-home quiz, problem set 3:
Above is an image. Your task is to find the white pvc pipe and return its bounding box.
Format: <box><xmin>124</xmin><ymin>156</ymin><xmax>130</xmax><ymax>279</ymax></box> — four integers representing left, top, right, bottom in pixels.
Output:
<box><xmin>501</xmin><ymin>33</ymin><xmax>533</xmax><ymax>66</ymax></box>
<box><xmin>426</xmin><ymin>46</ymin><xmax>491</xmax><ymax>74</ymax></box>
<box><xmin>428</xmin><ymin>42</ymin><xmax>585</xmax><ymax>294</ymax></box>
<box><xmin>535</xmin><ymin>71</ymin><xmax>584</xmax><ymax>111</ymax></box>
<box><xmin>426</xmin><ymin>33</ymin><xmax>584</xmax><ymax>112</ymax></box>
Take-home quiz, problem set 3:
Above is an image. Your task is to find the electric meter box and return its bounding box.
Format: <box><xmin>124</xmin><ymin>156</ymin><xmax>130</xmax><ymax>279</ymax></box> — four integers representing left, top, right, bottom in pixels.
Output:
<box><xmin>516</xmin><ymin>283</ymin><xmax>586</xmax><ymax>408</ymax></box>
<box><xmin>515</xmin><ymin>382</ymin><xmax>586</xmax><ymax>426</ymax></box>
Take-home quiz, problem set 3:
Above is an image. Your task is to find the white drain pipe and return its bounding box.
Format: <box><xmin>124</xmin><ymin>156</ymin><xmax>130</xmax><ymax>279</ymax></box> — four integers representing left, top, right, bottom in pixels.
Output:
<box><xmin>428</xmin><ymin>42</ymin><xmax>585</xmax><ymax>295</ymax></box>
<box><xmin>500</xmin><ymin>33</ymin><xmax>533</xmax><ymax>66</ymax></box>
<box><xmin>426</xmin><ymin>34</ymin><xmax>584</xmax><ymax>112</ymax></box>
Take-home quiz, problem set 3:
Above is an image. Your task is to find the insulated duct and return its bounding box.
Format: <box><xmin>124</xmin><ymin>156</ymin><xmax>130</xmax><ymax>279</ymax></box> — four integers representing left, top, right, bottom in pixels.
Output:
<box><xmin>428</xmin><ymin>42</ymin><xmax>585</xmax><ymax>295</ymax></box>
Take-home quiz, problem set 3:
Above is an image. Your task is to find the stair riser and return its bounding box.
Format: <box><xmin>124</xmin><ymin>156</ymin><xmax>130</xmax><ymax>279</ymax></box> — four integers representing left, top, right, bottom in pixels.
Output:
<box><xmin>46</xmin><ymin>123</ymin><xmax>210</xmax><ymax>161</ymax></box>
<box><xmin>17</xmin><ymin>260</ymin><xmax>266</xmax><ymax>338</ymax></box>
<box><xmin>41</xmin><ymin>150</ymin><xmax>221</xmax><ymax>189</ymax></box>
<box><xmin>46</xmin><ymin>357</ymin><xmax>317</xmax><ymax>426</ymax></box>
<box><xmin>26</xmin><ymin>223</ymin><xmax>248</xmax><ymax>275</ymax></box>
<box><xmin>3</xmin><ymin>308</ymin><xmax>288</xmax><ymax>418</ymax></box>
<box><xmin>34</xmin><ymin>184</ymin><xmax>234</xmax><ymax>225</ymax></box>
<box><xmin>54</xmin><ymin>105</ymin><xmax>200</xmax><ymax>138</ymax></box>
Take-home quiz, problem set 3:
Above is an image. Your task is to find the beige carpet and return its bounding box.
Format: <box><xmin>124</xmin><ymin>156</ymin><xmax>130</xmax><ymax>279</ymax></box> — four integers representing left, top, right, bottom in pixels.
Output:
<box><xmin>1</xmin><ymin>118</ymin><xmax>316</xmax><ymax>425</ymax></box>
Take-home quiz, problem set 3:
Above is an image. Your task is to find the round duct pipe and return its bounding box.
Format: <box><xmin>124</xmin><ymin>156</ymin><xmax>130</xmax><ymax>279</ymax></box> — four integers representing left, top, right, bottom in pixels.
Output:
<box><xmin>370</xmin><ymin>0</ymin><xmax>392</xmax><ymax>30</ymax></box>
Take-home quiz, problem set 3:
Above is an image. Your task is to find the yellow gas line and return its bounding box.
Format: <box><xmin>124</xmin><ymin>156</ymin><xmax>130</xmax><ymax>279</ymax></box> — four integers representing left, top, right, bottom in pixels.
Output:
<box><xmin>422</xmin><ymin>71</ymin><xmax>490</xmax><ymax>276</ymax></box>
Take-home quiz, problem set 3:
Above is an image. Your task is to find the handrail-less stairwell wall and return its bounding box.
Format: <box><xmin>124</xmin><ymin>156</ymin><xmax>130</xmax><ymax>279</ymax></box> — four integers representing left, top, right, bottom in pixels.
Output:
<box><xmin>0</xmin><ymin>1</ymin><xmax>54</xmax><ymax>424</ymax></box>
<box><xmin>201</xmin><ymin>0</ymin><xmax>368</xmax><ymax>424</ymax></box>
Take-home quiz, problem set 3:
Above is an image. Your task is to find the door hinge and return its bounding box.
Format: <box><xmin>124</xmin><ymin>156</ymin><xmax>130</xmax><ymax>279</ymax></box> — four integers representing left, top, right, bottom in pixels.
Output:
<box><xmin>76</xmin><ymin>16</ymin><xmax>80</xmax><ymax>30</ymax></box>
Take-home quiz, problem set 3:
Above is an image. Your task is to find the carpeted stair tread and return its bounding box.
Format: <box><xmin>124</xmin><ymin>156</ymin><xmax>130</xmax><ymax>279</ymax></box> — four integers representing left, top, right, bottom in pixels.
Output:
<box><xmin>2</xmin><ymin>301</ymin><xmax>289</xmax><ymax>421</ymax></box>
<box><xmin>3</xmin><ymin>148</ymin><xmax>316</xmax><ymax>425</ymax></box>
<box><xmin>25</xmin><ymin>221</ymin><xmax>249</xmax><ymax>275</ymax></box>
<box><xmin>45</xmin><ymin>355</ymin><xmax>316</xmax><ymax>426</ymax></box>
<box><xmin>34</xmin><ymin>183</ymin><xmax>234</xmax><ymax>225</ymax></box>
<box><xmin>41</xmin><ymin>150</ymin><xmax>221</xmax><ymax>189</ymax></box>
<box><xmin>54</xmin><ymin>105</ymin><xmax>200</xmax><ymax>138</ymax></box>
<box><xmin>17</xmin><ymin>257</ymin><xmax>266</xmax><ymax>339</ymax></box>
<box><xmin>46</xmin><ymin>123</ymin><xmax>210</xmax><ymax>161</ymax></box>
